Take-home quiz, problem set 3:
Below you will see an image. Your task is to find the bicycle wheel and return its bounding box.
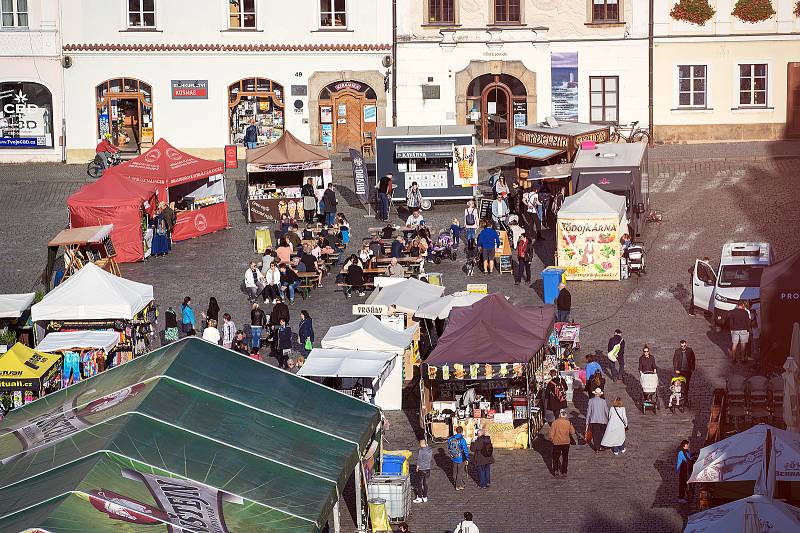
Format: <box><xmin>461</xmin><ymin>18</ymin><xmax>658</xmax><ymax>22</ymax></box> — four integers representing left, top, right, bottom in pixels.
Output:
<box><xmin>631</xmin><ymin>130</ymin><xmax>651</xmax><ymax>145</ymax></box>
<box><xmin>609</xmin><ymin>131</ymin><xmax>622</xmax><ymax>143</ymax></box>
<box><xmin>86</xmin><ymin>161</ymin><xmax>102</xmax><ymax>179</ymax></box>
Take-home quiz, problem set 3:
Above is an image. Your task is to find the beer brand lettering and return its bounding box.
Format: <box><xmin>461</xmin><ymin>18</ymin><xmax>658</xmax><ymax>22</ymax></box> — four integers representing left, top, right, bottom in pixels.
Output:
<box><xmin>780</xmin><ymin>291</ymin><xmax>800</xmax><ymax>300</ymax></box>
<box><xmin>334</xmin><ymin>81</ymin><xmax>362</xmax><ymax>92</ymax></box>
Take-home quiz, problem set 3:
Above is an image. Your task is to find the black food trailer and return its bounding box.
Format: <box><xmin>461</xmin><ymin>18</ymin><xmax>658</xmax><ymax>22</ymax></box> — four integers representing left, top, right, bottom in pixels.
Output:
<box><xmin>376</xmin><ymin>126</ymin><xmax>478</xmax><ymax>209</ymax></box>
<box><xmin>570</xmin><ymin>142</ymin><xmax>649</xmax><ymax>236</ymax></box>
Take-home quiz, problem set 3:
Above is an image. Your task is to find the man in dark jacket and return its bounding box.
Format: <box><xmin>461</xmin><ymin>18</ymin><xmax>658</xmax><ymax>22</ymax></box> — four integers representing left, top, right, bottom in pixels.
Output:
<box><xmin>607</xmin><ymin>329</ymin><xmax>626</xmax><ymax>382</ymax></box>
<box><xmin>391</xmin><ymin>236</ymin><xmax>405</xmax><ymax>258</ymax></box>
<box><xmin>545</xmin><ymin>369</ymin><xmax>568</xmax><ymax>423</ymax></box>
<box><xmin>377</xmin><ymin>174</ymin><xmax>392</xmax><ymax>222</ymax></box>
<box><xmin>244</xmin><ymin>119</ymin><xmax>258</xmax><ymax>149</ymax></box>
<box><xmin>322</xmin><ymin>183</ymin><xmax>337</xmax><ymax>227</ymax></box>
<box><xmin>470</xmin><ymin>429</ymin><xmax>494</xmax><ymax>489</ymax></box>
<box><xmin>346</xmin><ymin>261</ymin><xmax>366</xmax><ymax>297</ymax></box>
<box><xmin>278</xmin><ymin>264</ymin><xmax>301</xmax><ymax>304</ymax></box>
<box><xmin>555</xmin><ymin>283</ymin><xmax>571</xmax><ymax>323</ymax></box>
<box><xmin>673</xmin><ymin>340</ymin><xmax>696</xmax><ymax>406</ymax></box>
<box><xmin>270</xmin><ymin>297</ymin><xmax>290</xmax><ymax>326</ymax></box>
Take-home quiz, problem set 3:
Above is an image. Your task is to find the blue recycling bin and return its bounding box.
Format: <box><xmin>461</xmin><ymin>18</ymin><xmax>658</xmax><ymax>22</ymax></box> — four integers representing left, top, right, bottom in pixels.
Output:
<box><xmin>541</xmin><ymin>267</ymin><xmax>565</xmax><ymax>304</ymax></box>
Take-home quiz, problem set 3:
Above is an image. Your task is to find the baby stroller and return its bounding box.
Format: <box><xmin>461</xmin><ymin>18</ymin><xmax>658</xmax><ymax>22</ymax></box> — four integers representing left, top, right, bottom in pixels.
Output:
<box><xmin>462</xmin><ymin>239</ymin><xmax>478</xmax><ymax>276</ymax></box>
<box><xmin>625</xmin><ymin>243</ymin><xmax>645</xmax><ymax>275</ymax></box>
<box><xmin>640</xmin><ymin>372</ymin><xmax>660</xmax><ymax>414</ymax></box>
<box><xmin>430</xmin><ymin>229</ymin><xmax>458</xmax><ymax>264</ymax></box>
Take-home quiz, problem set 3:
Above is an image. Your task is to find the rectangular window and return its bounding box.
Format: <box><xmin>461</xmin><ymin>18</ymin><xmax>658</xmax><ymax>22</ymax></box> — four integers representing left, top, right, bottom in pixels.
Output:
<box><xmin>739</xmin><ymin>64</ymin><xmax>767</xmax><ymax>107</ymax></box>
<box><xmin>592</xmin><ymin>0</ymin><xmax>619</xmax><ymax>22</ymax></box>
<box><xmin>1</xmin><ymin>0</ymin><xmax>28</xmax><ymax>27</ymax></box>
<box><xmin>678</xmin><ymin>65</ymin><xmax>707</xmax><ymax>107</ymax></box>
<box><xmin>228</xmin><ymin>0</ymin><xmax>256</xmax><ymax>29</ymax></box>
<box><xmin>494</xmin><ymin>0</ymin><xmax>521</xmax><ymax>23</ymax></box>
<box><xmin>428</xmin><ymin>0</ymin><xmax>454</xmax><ymax>23</ymax></box>
<box><xmin>589</xmin><ymin>76</ymin><xmax>619</xmax><ymax>124</ymax></box>
<box><xmin>128</xmin><ymin>0</ymin><xmax>155</xmax><ymax>28</ymax></box>
<box><xmin>320</xmin><ymin>0</ymin><xmax>346</xmax><ymax>28</ymax></box>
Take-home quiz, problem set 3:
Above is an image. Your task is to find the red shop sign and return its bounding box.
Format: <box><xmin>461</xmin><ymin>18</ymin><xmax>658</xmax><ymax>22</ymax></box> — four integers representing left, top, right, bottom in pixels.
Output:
<box><xmin>224</xmin><ymin>145</ymin><xmax>238</xmax><ymax>169</ymax></box>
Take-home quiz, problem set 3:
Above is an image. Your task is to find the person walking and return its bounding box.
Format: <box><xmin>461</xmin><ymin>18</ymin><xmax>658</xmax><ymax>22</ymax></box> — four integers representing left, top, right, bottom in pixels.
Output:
<box><xmin>638</xmin><ymin>345</ymin><xmax>657</xmax><ymax>374</ymax></box>
<box><xmin>453</xmin><ymin>512</ymin><xmax>480</xmax><ymax>533</ymax></box>
<box><xmin>221</xmin><ymin>313</ymin><xmax>236</xmax><ymax>349</ymax></box>
<box><xmin>447</xmin><ymin>426</ymin><xmax>470</xmax><ymax>490</ymax></box>
<box><xmin>244</xmin><ymin>119</ymin><xmax>258</xmax><ymax>149</ymax></box>
<box><xmin>607</xmin><ymin>328</ymin><xmax>626</xmax><ymax>382</ymax></box>
<box><xmin>180</xmin><ymin>297</ymin><xmax>196</xmax><ymax>337</ymax></box>
<box><xmin>555</xmin><ymin>283</ymin><xmax>571</xmax><ymax>323</ymax></box>
<box><xmin>276</xmin><ymin>318</ymin><xmax>292</xmax><ymax>369</ymax></box>
<box><xmin>673</xmin><ymin>340</ymin><xmax>696</xmax><ymax>406</ymax></box>
<box><xmin>412</xmin><ymin>439</ymin><xmax>432</xmax><ymax>503</ymax></box>
<box><xmin>377</xmin><ymin>173</ymin><xmax>392</xmax><ymax>222</ymax></box>
<box><xmin>249</xmin><ymin>303</ymin><xmax>266</xmax><ymax>355</ymax></box>
<box><xmin>301</xmin><ymin>178</ymin><xmax>317</xmax><ymax>224</ymax></box>
<box><xmin>470</xmin><ymin>429</ymin><xmax>494</xmax><ymax>489</ymax></box>
<box><xmin>298</xmin><ymin>310</ymin><xmax>314</xmax><ymax>357</ymax></box>
<box><xmin>601</xmin><ymin>397</ymin><xmax>628</xmax><ymax>455</ymax></box>
<box><xmin>545</xmin><ymin>369</ymin><xmax>568</xmax><ymax>423</ymax></box>
<box><xmin>549</xmin><ymin>409</ymin><xmax>577</xmax><ymax>477</ymax></box>
<box><xmin>464</xmin><ymin>200</ymin><xmax>479</xmax><ymax>245</ymax></box>
<box><xmin>476</xmin><ymin>221</ymin><xmax>501</xmax><ymax>274</ymax></box>
<box><xmin>676</xmin><ymin>439</ymin><xmax>695</xmax><ymax>504</ymax></box>
<box><xmin>728</xmin><ymin>301</ymin><xmax>751</xmax><ymax>364</ymax></box>
<box><xmin>522</xmin><ymin>187</ymin><xmax>543</xmax><ymax>240</ymax></box>
<box><xmin>513</xmin><ymin>233</ymin><xmax>532</xmax><ymax>286</ymax></box>
<box><xmin>322</xmin><ymin>183</ymin><xmax>337</xmax><ymax>227</ymax></box>
<box><xmin>586</xmin><ymin>388</ymin><xmax>608</xmax><ymax>452</ymax></box>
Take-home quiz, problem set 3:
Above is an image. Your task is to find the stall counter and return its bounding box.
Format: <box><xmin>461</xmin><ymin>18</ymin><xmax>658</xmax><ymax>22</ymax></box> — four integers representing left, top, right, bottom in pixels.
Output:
<box><xmin>173</xmin><ymin>202</ymin><xmax>229</xmax><ymax>241</ymax></box>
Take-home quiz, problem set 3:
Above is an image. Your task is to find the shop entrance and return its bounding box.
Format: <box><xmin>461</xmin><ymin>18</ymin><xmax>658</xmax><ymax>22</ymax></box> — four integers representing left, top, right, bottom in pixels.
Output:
<box><xmin>466</xmin><ymin>74</ymin><xmax>527</xmax><ymax>146</ymax></box>
<box><xmin>228</xmin><ymin>78</ymin><xmax>285</xmax><ymax>146</ymax></box>
<box><xmin>95</xmin><ymin>78</ymin><xmax>154</xmax><ymax>154</ymax></box>
<box><xmin>318</xmin><ymin>81</ymin><xmax>378</xmax><ymax>152</ymax></box>
<box><xmin>788</xmin><ymin>63</ymin><xmax>800</xmax><ymax>138</ymax></box>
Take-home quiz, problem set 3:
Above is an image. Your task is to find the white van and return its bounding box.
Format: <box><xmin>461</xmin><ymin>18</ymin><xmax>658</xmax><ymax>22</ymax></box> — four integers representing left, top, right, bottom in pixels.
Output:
<box><xmin>691</xmin><ymin>242</ymin><xmax>774</xmax><ymax>333</ymax></box>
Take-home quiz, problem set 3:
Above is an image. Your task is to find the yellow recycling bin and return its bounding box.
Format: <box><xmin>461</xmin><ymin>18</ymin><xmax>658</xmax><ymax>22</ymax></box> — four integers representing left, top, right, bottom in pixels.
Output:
<box><xmin>368</xmin><ymin>497</ymin><xmax>391</xmax><ymax>532</ymax></box>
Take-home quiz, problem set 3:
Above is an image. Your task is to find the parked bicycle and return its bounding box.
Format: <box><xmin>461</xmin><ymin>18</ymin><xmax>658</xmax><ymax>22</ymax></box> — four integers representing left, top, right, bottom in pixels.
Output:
<box><xmin>610</xmin><ymin>121</ymin><xmax>651</xmax><ymax>144</ymax></box>
<box><xmin>86</xmin><ymin>152</ymin><xmax>121</xmax><ymax>179</ymax></box>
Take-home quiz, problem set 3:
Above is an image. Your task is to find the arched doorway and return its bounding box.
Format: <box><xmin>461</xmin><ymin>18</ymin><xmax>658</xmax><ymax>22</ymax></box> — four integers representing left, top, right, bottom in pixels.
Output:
<box><xmin>466</xmin><ymin>74</ymin><xmax>527</xmax><ymax>145</ymax></box>
<box><xmin>95</xmin><ymin>78</ymin><xmax>153</xmax><ymax>154</ymax></box>
<box><xmin>318</xmin><ymin>81</ymin><xmax>377</xmax><ymax>152</ymax></box>
<box><xmin>228</xmin><ymin>78</ymin><xmax>285</xmax><ymax>146</ymax></box>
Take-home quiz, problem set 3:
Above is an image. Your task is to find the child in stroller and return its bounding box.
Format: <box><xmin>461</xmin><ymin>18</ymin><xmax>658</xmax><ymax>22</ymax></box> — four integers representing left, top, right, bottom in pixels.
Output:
<box><xmin>430</xmin><ymin>229</ymin><xmax>458</xmax><ymax>264</ymax></box>
<box><xmin>668</xmin><ymin>375</ymin><xmax>686</xmax><ymax>413</ymax></box>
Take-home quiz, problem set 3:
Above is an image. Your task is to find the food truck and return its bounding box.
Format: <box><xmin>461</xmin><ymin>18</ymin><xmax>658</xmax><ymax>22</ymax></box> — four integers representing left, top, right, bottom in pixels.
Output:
<box><xmin>375</xmin><ymin>126</ymin><xmax>478</xmax><ymax>209</ymax></box>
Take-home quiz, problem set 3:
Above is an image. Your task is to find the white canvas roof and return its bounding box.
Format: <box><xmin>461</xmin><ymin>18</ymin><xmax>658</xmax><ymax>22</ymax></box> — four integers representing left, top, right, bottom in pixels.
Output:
<box><xmin>321</xmin><ymin>314</ymin><xmax>416</xmax><ymax>354</ymax></box>
<box><xmin>365</xmin><ymin>278</ymin><xmax>444</xmax><ymax>314</ymax></box>
<box><xmin>31</xmin><ymin>263</ymin><xmax>154</xmax><ymax>321</ymax></box>
<box><xmin>689</xmin><ymin>424</ymin><xmax>800</xmax><ymax>484</ymax></box>
<box><xmin>558</xmin><ymin>183</ymin><xmax>626</xmax><ymax>221</ymax></box>
<box><xmin>0</xmin><ymin>293</ymin><xmax>36</xmax><ymax>318</ymax></box>
<box><xmin>685</xmin><ymin>494</ymin><xmax>800</xmax><ymax>533</ymax></box>
<box><xmin>415</xmin><ymin>291</ymin><xmax>488</xmax><ymax>320</ymax></box>
<box><xmin>297</xmin><ymin>349</ymin><xmax>395</xmax><ymax>379</ymax></box>
<box><xmin>35</xmin><ymin>330</ymin><xmax>120</xmax><ymax>353</ymax></box>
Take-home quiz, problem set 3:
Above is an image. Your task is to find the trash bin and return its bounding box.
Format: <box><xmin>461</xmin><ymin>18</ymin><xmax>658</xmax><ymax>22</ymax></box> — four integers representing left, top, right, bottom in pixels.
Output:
<box><xmin>426</xmin><ymin>272</ymin><xmax>442</xmax><ymax>286</ymax></box>
<box><xmin>541</xmin><ymin>267</ymin><xmax>565</xmax><ymax>304</ymax></box>
<box><xmin>368</xmin><ymin>497</ymin><xmax>391</xmax><ymax>532</ymax></box>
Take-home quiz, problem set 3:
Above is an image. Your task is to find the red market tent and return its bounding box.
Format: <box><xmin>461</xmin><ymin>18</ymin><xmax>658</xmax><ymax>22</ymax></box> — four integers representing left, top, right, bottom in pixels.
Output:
<box><xmin>67</xmin><ymin>172</ymin><xmax>157</xmax><ymax>263</ymax></box>
<box><xmin>115</xmin><ymin>138</ymin><xmax>228</xmax><ymax>241</ymax></box>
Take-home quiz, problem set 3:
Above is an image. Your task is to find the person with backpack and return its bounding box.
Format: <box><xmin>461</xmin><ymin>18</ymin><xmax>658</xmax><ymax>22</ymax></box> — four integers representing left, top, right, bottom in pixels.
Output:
<box><xmin>447</xmin><ymin>426</ymin><xmax>470</xmax><ymax>490</ymax></box>
<box><xmin>464</xmin><ymin>200</ymin><xmax>479</xmax><ymax>245</ymax></box>
<box><xmin>470</xmin><ymin>429</ymin><xmax>494</xmax><ymax>489</ymax></box>
<box><xmin>607</xmin><ymin>329</ymin><xmax>626</xmax><ymax>382</ymax></box>
<box><xmin>545</xmin><ymin>369</ymin><xmax>568</xmax><ymax>423</ymax></box>
<box><xmin>513</xmin><ymin>233</ymin><xmax>533</xmax><ymax>286</ymax></box>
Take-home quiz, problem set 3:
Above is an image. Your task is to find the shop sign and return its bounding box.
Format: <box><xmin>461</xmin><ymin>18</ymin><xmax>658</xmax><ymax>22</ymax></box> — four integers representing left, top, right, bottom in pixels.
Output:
<box><xmin>515</xmin><ymin>129</ymin><xmax>569</xmax><ymax>150</ymax></box>
<box><xmin>466</xmin><ymin>283</ymin><xmax>488</xmax><ymax>294</ymax></box>
<box><xmin>334</xmin><ymin>81</ymin><xmax>363</xmax><ymax>92</ymax></box>
<box><xmin>556</xmin><ymin>216</ymin><xmax>621</xmax><ymax>281</ymax></box>
<box><xmin>353</xmin><ymin>304</ymin><xmax>389</xmax><ymax>315</ymax></box>
<box><xmin>171</xmin><ymin>80</ymin><xmax>208</xmax><ymax>99</ymax></box>
<box><xmin>425</xmin><ymin>362</ymin><xmax>526</xmax><ymax>381</ymax></box>
<box><xmin>0</xmin><ymin>82</ymin><xmax>54</xmax><ymax>149</ymax></box>
<box><xmin>453</xmin><ymin>145</ymin><xmax>477</xmax><ymax>187</ymax></box>
<box><xmin>291</xmin><ymin>85</ymin><xmax>307</xmax><ymax>96</ymax></box>
<box><xmin>349</xmin><ymin>148</ymin><xmax>370</xmax><ymax>205</ymax></box>
<box><xmin>224</xmin><ymin>144</ymin><xmax>238</xmax><ymax>169</ymax></box>
<box><xmin>573</xmin><ymin>128</ymin><xmax>610</xmax><ymax>148</ymax></box>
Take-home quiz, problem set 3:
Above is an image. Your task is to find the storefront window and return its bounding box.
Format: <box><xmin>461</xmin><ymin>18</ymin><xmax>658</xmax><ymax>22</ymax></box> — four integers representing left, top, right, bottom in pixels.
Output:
<box><xmin>228</xmin><ymin>78</ymin><xmax>284</xmax><ymax>146</ymax></box>
<box><xmin>95</xmin><ymin>78</ymin><xmax>153</xmax><ymax>153</ymax></box>
<box><xmin>0</xmin><ymin>81</ymin><xmax>53</xmax><ymax>149</ymax></box>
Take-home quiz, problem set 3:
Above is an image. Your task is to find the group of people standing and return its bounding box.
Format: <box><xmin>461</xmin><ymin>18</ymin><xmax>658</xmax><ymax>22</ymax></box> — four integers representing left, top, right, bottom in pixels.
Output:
<box><xmin>151</xmin><ymin>201</ymin><xmax>176</xmax><ymax>257</ymax></box>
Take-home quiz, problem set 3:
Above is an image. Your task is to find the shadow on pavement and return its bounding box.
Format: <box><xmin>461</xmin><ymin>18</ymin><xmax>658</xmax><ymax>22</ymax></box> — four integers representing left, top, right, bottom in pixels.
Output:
<box><xmin>580</xmin><ymin>499</ymin><xmax>685</xmax><ymax>533</ymax></box>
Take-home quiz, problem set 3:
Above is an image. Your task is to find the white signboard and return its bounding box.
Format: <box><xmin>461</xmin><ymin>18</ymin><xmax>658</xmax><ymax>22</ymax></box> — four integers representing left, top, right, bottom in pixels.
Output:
<box><xmin>353</xmin><ymin>304</ymin><xmax>390</xmax><ymax>315</ymax></box>
<box><xmin>405</xmin><ymin>170</ymin><xmax>448</xmax><ymax>190</ymax></box>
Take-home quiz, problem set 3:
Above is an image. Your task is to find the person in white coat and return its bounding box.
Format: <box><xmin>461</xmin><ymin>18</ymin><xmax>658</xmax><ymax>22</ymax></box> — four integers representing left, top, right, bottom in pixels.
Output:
<box><xmin>601</xmin><ymin>397</ymin><xmax>628</xmax><ymax>455</ymax></box>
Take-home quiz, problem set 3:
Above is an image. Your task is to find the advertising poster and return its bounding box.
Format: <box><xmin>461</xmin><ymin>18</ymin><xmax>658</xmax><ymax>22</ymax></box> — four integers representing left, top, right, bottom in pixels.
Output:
<box><xmin>0</xmin><ymin>82</ymin><xmax>54</xmax><ymax>148</ymax></box>
<box><xmin>556</xmin><ymin>216</ymin><xmax>621</xmax><ymax>280</ymax></box>
<box><xmin>453</xmin><ymin>145</ymin><xmax>477</xmax><ymax>187</ymax></box>
<box><xmin>551</xmin><ymin>52</ymin><xmax>579</xmax><ymax>121</ymax></box>
<box><xmin>321</xmin><ymin>123</ymin><xmax>333</xmax><ymax>147</ymax></box>
<box><xmin>363</xmin><ymin>104</ymin><xmax>377</xmax><ymax>123</ymax></box>
<box><xmin>320</xmin><ymin>106</ymin><xmax>333</xmax><ymax>123</ymax></box>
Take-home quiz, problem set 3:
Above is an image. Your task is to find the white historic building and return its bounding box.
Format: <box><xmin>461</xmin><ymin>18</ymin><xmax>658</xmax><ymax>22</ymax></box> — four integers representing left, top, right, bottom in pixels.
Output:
<box><xmin>0</xmin><ymin>0</ymin><xmax>64</xmax><ymax>162</ymax></box>
<box><xmin>60</xmin><ymin>0</ymin><xmax>392</xmax><ymax>162</ymax></box>
<box><xmin>394</xmin><ymin>0</ymin><xmax>650</xmax><ymax>146</ymax></box>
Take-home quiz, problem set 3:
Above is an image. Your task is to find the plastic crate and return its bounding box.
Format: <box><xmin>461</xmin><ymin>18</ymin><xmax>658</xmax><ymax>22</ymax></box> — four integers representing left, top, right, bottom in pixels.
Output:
<box><xmin>381</xmin><ymin>455</ymin><xmax>405</xmax><ymax>475</ymax></box>
<box><xmin>367</xmin><ymin>475</ymin><xmax>411</xmax><ymax>523</ymax></box>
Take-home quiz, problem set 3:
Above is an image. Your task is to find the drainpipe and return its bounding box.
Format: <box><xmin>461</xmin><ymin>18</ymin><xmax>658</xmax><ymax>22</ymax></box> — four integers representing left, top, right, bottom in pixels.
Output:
<box><xmin>648</xmin><ymin>0</ymin><xmax>654</xmax><ymax>146</ymax></box>
<box><xmin>391</xmin><ymin>0</ymin><xmax>397</xmax><ymax>126</ymax></box>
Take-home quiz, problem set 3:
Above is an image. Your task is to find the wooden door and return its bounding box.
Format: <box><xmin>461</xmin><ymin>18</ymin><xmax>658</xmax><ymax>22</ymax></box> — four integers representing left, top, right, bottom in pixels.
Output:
<box><xmin>333</xmin><ymin>93</ymin><xmax>363</xmax><ymax>151</ymax></box>
<box><xmin>788</xmin><ymin>63</ymin><xmax>800</xmax><ymax>138</ymax></box>
<box><xmin>481</xmin><ymin>84</ymin><xmax>511</xmax><ymax>145</ymax></box>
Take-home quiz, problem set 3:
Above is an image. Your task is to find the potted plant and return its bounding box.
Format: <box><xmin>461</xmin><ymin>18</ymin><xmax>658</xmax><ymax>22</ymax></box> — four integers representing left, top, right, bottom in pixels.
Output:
<box><xmin>670</xmin><ymin>0</ymin><xmax>716</xmax><ymax>25</ymax></box>
<box><xmin>0</xmin><ymin>329</ymin><xmax>16</xmax><ymax>353</ymax></box>
<box><xmin>732</xmin><ymin>0</ymin><xmax>776</xmax><ymax>23</ymax></box>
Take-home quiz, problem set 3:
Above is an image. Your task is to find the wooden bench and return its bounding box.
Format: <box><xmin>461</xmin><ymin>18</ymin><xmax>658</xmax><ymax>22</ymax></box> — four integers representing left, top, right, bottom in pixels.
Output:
<box><xmin>336</xmin><ymin>282</ymin><xmax>375</xmax><ymax>296</ymax></box>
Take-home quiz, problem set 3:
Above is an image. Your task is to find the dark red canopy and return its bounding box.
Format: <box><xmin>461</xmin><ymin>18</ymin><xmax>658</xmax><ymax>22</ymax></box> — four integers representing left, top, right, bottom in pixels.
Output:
<box><xmin>425</xmin><ymin>294</ymin><xmax>554</xmax><ymax>365</ymax></box>
<box><xmin>760</xmin><ymin>249</ymin><xmax>800</xmax><ymax>366</ymax></box>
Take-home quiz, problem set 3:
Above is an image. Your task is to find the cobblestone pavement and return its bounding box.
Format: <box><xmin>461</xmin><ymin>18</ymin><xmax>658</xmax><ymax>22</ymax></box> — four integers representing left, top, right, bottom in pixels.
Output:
<box><xmin>1</xmin><ymin>142</ymin><xmax>799</xmax><ymax>532</ymax></box>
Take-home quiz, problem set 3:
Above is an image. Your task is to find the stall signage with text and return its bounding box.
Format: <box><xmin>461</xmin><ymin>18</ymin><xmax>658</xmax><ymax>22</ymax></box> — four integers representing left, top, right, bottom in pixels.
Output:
<box><xmin>352</xmin><ymin>304</ymin><xmax>389</xmax><ymax>315</ymax></box>
<box><xmin>171</xmin><ymin>80</ymin><xmax>208</xmax><ymax>99</ymax></box>
<box><xmin>0</xmin><ymin>82</ymin><xmax>54</xmax><ymax>148</ymax></box>
<box><xmin>224</xmin><ymin>145</ymin><xmax>238</xmax><ymax>169</ymax></box>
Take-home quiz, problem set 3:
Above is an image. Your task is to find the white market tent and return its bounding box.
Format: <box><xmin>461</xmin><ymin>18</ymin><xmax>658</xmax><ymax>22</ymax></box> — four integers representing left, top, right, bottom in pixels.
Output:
<box><xmin>365</xmin><ymin>278</ymin><xmax>445</xmax><ymax>314</ymax></box>
<box><xmin>31</xmin><ymin>263</ymin><xmax>154</xmax><ymax>321</ymax></box>
<box><xmin>684</xmin><ymin>494</ymin><xmax>800</xmax><ymax>533</ymax></box>
<box><xmin>415</xmin><ymin>291</ymin><xmax>488</xmax><ymax>320</ymax></box>
<box><xmin>321</xmin><ymin>314</ymin><xmax>416</xmax><ymax>354</ymax></box>
<box><xmin>558</xmin><ymin>183</ymin><xmax>628</xmax><ymax>227</ymax></box>
<box><xmin>35</xmin><ymin>330</ymin><xmax>120</xmax><ymax>353</ymax></box>
<box><xmin>0</xmin><ymin>293</ymin><xmax>36</xmax><ymax>319</ymax></box>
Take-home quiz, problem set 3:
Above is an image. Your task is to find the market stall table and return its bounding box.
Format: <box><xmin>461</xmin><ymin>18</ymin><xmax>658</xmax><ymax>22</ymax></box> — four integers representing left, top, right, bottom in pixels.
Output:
<box><xmin>47</xmin><ymin>225</ymin><xmax>120</xmax><ymax>280</ymax></box>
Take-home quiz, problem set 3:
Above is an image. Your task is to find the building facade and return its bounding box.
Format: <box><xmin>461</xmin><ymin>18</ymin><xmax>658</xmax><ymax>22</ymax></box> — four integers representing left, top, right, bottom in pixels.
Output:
<box><xmin>0</xmin><ymin>0</ymin><xmax>64</xmax><ymax>162</ymax></box>
<box><xmin>653</xmin><ymin>0</ymin><xmax>800</xmax><ymax>142</ymax></box>
<box><xmin>61</xmin><ymin>0</ymin><xmax>392</xmax><ymax>162</ymax></box>
<box><xmin>395</xmin><ymin>0</ymin><xmax>650</xmax><ymax>146</ymax></box>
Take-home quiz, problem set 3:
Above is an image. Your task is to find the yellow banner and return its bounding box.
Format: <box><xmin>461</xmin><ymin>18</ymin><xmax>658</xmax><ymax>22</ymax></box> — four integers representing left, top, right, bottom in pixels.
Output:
<box><xmin>556</xmin><ymin>216</ymin><xmax>621</xmax><ymax>281</ymax></box>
